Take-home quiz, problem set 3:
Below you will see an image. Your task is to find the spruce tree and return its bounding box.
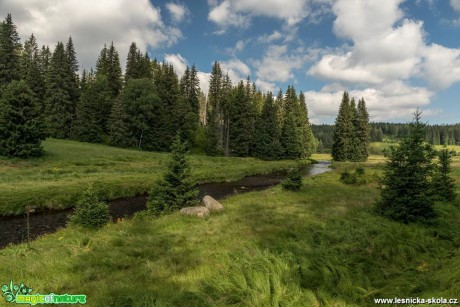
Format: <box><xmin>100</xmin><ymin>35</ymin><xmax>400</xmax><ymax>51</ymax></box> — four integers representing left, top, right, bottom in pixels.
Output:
<box><xmin>332</xmin><ymin>92</ymin><xmax>354</xmax><ymax>161</ymax></box>
<box><xmin>377</xmin><ymin>110</ymin><xmax>437</xmax><ymax>223</ymax></box>
<box><xmin>0</xmin><ymin>14</ymin><xmax>21</xmax><ymax>88</ymax></box>
<box><xmin>108</xmin><ymin>78</ymin><xmax>160</xmax><ymax>149</ymax></box>
<box><xmin>0</xmin><ymin>80</ymin><xmax>46</xmax><ymax>158</ymax></box>
<box><xmin>253</xmin><ymin>92</ymin><xmax>281</xmax><ymax>160</ymax></box>
<box><xmin>280</xmin><ymin>86</ymin><xmax>302</xmax><ymax>159</ymax></box>
<box><xmin>96</xmin><ymin>42</ymin><xmax>123</xmax><ymax>97</ymax></box>
<box><xmin>206</xmin><ymin>61</ymin><xmax>223</xmax><ymax>155</ymax></box>
<box><xmin>348</xmin><ymin>98</ymin><xmax>360</xmax><ymax>161</ymax></box>
<box><xmin>298</xmin><ymin>91</ymin><xmax>315</xmax><ymax>158</ymax></box>
<box><xmin>45</xmin><ymin>42</ymin><xmax>74</xmax><ymax>138</ymax></box>
<box><xmin>431</xmin><ymin>148</ymin><xmax>456</xmax><ymax>201</ymax></box>
<box><xmin>65</xmin><ymin>37</ymin><xmax>80</xmax><ymax>125</ymax></box>
<box><xmin>228</xmin><ymin>81</ymin><xmax>255</xmax><ymax>157</ymax></box>
<box><xmin>147</xmin><ymin>134</ymin><xmax>199</xmax><ymax>215</ymax></box>
<box><xmin>21</xmin><ymin>34</ymin><xmax>45</xmax><ymax>110</ymax></box>
<box><xmin>73</xmin><ymin>75</ymin><xmax>112</xmax><ymax>143</ymax></box>
<box><xmin>125</xmin><ymin>43</ymin><xmax>151</xmax><ymax>82</ymax></box>
<box><xmin>356</xmin><ymin>98</ymin><xmax>370</xmax><ymax>161</ymax></box>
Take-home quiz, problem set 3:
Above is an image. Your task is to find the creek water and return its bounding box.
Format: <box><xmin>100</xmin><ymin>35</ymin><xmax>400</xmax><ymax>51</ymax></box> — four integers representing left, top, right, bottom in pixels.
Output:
<box><xmin>0</xmin><ymin>161</ymin><xmax>330</xmax><ymax>249</ymax></box>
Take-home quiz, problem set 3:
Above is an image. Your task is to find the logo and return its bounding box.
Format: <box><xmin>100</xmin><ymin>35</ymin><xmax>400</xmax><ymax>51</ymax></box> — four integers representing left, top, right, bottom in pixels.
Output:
<box><xmin>1</xmin><ymin>281</ymin><xmax>86</xmax><ymax>305</ymax></box>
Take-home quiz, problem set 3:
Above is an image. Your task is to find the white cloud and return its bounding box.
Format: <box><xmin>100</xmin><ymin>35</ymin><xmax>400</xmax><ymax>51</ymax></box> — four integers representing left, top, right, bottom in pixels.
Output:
<box><xmin>305</xmin><ymin>82</ymin><xmax>434</xmax><ymax>123</ymax></box>
<box><xmin>305</xmin><ymin>0</ymin><xmax>460</xmax><ymax>122</ymax></box>
<box><xmin>0</xmin><ymin>0</ymin><xmax>182</xmax><ymax>71</ymax></box>
<box><xmin>166</xmin><ymin>3</ymin><xmax>189</xmax><ymax>23</ymax></box>
<box><xmin>208</xmin><ymin>0</ymin><xmax>332</xmax><ymax>29</ymax></box>
<box><xmin>220</xmin><ymin>59</ymin><xmax>251</xmax><ymax>83</ymax></box>
<box><xmin>450</xmin><ymin>0</ymin><xmax>460</xmax><ymax>11</ymax></box>
<box><xmin>257</xmin><ymin>31</ymin><xmax>282</xmax><ymax>44</ymax></box>
<box><xmin>255</xmin><ymin>45</ymin><xmax>316</xmax><ymax>83</ymax></box>
<box><xmin>164</xmin><ymin>53</ymin><xmax>188</xmax><ymax>77</ymax></box>
<box><xmin>422</xmin><ymin>44</ymin><xmax>460</xmax><ymax>89</ymax></box>
<box><xmin>197</xmin><ymin>72</ymin><xmax>211</xmax><ymax>96</ymax></box>
<box><xmin>255</xmin><ymin>79</ymin><xmax>277</xmax><ymax>93</ymax></box>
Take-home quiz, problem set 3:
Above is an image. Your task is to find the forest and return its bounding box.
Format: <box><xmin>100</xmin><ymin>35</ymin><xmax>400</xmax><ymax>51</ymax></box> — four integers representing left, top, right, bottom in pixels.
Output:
<box><xmin>0</xmin><ymin>13</ymin><xmax>316</xmax><ymax>161</ymax></box>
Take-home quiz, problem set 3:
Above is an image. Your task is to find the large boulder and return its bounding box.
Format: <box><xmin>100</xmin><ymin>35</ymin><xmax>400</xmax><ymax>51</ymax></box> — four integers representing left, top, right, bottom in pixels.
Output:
<box><xmin>202</xmin><ymin>195</ymin><xmax>224</xmax><ymax>212</ymax></box>
<box><xmin>180</xmin><ymin>206</ymin><xmax>210</xmax><ymax>218</ymax></box>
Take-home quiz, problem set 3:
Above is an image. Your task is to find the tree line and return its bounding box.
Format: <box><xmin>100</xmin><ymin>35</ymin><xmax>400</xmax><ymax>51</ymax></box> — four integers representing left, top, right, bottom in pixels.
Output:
<box><xmin>314</xmin><ymin>122</ymin><xmax>460</xmax><ymax>153</ymax></box>
<box><xmin>0</xmin><ymin>13</ymin><xmax>315</xmax><ymax>160</ymax></box>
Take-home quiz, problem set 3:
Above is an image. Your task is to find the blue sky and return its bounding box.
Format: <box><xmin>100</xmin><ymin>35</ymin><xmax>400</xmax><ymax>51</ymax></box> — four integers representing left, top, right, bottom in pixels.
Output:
<box><xmin>1</xmin><ymin>0</ymin><xmax>459</xmax><ymax>124</ymax></box>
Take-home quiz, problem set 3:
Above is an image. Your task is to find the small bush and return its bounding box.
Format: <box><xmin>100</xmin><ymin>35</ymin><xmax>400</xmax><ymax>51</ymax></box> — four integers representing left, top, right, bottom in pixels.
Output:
<box><xmin>340</xmin><ymin>166</ymin><xmax>367</xmax><ymax>185</ymax></box>
<box><xmin>281</xmin><ymin>166</ymin><xmax>303</xmax><ymax>191</ymax></box>
<box><xmin>69</xmin><ymin>186</ymin><xmax>110</xmax><ymax>229</ymax></box>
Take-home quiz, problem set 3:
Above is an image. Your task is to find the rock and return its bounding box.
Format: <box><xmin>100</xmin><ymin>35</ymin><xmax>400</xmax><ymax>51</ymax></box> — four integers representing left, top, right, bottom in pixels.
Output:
<box><xmin>180</xmin><ymin>206</ymin><xmax>210</xmax><ymax>218</ymax></box>
<box><xmin>202</xmin><ymin>195</ymin><xmax>224</xmax><ymax>212</ymax></box>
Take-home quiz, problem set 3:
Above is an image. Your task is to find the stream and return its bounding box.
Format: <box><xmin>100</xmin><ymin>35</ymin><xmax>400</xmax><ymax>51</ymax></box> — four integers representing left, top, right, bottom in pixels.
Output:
<box><xmin>0</xmin><ymin>161</ymin><xmax>330</xmax><ymax>249</ymax></box>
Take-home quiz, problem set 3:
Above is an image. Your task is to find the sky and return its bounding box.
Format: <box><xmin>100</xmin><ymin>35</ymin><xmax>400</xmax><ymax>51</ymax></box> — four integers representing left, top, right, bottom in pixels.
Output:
<box><xmin>1</xmin><ymin>0</ymin><xmax>459</xmax><ymax>124</ymax></box>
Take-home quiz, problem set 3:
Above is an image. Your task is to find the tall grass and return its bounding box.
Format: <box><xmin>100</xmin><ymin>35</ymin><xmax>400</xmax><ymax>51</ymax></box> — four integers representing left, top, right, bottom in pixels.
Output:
<box><xmin>0</xmin><ymin>139</ymin><xmax>295</xmax><ymax>216</ymax></box>
<box><xmin>0</xmin><ymin>159</ymin><xmax>459</xmax><ymax>306</ymax></box>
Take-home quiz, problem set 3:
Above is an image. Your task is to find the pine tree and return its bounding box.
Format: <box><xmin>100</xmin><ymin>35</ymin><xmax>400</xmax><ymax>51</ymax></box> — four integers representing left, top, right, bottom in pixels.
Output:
<box><xmin>95</xmin><ymin>44</ymin><xmax>109</xmax><ymax>75</ymax></box>
<box><xmin>377</xmin><ymin>109</ymin><xmax>437</xmax><ymax>223</ymax></box>
<box><xmin>0</xmin><ymin>14</ymin><xmax>21</xmax><ymax>88</ymax></box>
<box><xmin>431</xmin><ymin>148</ymin><xmax>456</xmax><ymax>201</ymax></box>
<box><xmin>253</xmin><ymin>92</ymin><xmax>281</xmax><ymax>160</ymax></box>
<box><xmin>0</xmin><ymin>80</ymin><xmax>46</xmax><ymax>158</ymax></box>
<box><xmin>73</xmin><ymin>75</ymin><xmax>112</xmax><ymax>143</ymax></box>
<box><xmin>125</xmin><ymin>43</ymin><xmax>151</xmax><ymax>82</ymax></box>
<box><xmin>21</xmin><ymin>34</ymin><xmax>45</xmax><ymax>110</ymax></box>
<box><xmin>108</xmin><ymin>78</ymin><xmax>160</xmax><ymax>149</ymax></box>
<box><xmin>147</xmin><ymin>134</ymin><xmax>199</xmax><ymax>215</ymax></box>
<box><xmin>332</xmin><ymin>92</ymin><xmax>354</xmax><ymax>161</ymax></box>
<box><xmin>348</xmin><ymin>98</ymin><xmax>360</xmax><ymax>161</ymax></box>
<box><xmin>280</xmin><ymin>112</ymin><xmax>302</xmax><ymax>159</ymax></box>
<box><xmin>45</xmin><ymin>42</ymin><xmax>74</xmax><ymax>138</ymax></box>
<box><xmin>65</xmin><ymin>37</ymin><xmax>80</xmax><ymax>123</ymax></box>
<box><xmin>228</xmin><ymin>81</ymin><xmax>255</xmax><ymax>157</ymax></box>
<box><xmin>298</xmin><ymin>91</ymin><xmax>314</xmax><ymax>158</ymax></box>
<box><xmin>356</xmin><ymin>98</ymin><xmax>370</xmax><ymax>161</ymax></box>
<box><xmin>96</xmin><ymin>42</ymin><xmax>123</xmax><ymax>97</ymax></box>
<box><xmin>280</xmin><ymin>86</ymin><xmax>302</xmax><ymax>159</ymax></box>
<box><xmin>206</xmin><ymin>61</ymin><xmax>223</xmax><ymax>155</ymax></box>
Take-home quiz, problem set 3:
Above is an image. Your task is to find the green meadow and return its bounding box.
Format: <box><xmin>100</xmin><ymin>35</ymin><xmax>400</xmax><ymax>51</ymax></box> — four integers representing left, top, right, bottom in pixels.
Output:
<box><xmin>0</xmin><ymin>139</ymin><xmax>295</xmax><ymax>216</ymax></box>
<box><xmin>0</xmin><ymin>143</ymin><xmax>459</xmax><ymax>306</ymax></box>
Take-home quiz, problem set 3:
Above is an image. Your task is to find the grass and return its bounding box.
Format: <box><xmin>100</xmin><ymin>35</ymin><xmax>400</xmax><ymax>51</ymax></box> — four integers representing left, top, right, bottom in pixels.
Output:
<box><xmin>1</xmin><ymin>157</ymin><xmax>459</xmax><ymax>306</ymax></box>
<box><xmin>0</xmin><ymin>139</ymin><xmax>296</xmax><ymax>216</ymax></box>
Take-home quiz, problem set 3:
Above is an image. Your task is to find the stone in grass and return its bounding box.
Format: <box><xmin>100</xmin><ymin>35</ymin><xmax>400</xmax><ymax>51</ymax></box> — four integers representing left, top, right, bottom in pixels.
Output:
<box><xmin>202</xmin><ymin>195</ymin><xmax>224</xmax><ymax>212</ymax></box>
<box><xmin>180</xmin><ymin>206</ymin><xmax>210</xmax><ymax>218</ymax></box>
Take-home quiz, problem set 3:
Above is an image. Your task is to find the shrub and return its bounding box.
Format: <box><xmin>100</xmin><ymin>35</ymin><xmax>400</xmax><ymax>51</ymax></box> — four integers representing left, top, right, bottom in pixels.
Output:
<box><xmin>340</xmin><ymin>166</ymin><xmax>367</xmax><ymax>185</ymax></box>
<box><xmin>281</xmin><ymin>166</ymin><xmax>303</xmax><ymax>191</ymax></box>
<box><xmin>147</xmin><ymin>134</ymin><xmax>199</xmax><ymax>215</ymax></box>
<box><xmin>69</xmin><ymin>186</ymin><xmax>110</xmax><ymax>229</ymax></box>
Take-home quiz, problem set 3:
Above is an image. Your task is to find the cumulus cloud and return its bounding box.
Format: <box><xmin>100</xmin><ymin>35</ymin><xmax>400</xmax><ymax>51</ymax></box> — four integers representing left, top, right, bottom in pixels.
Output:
<box><xmin>165</xmin><ymin>53</ymin><xmax>188</xmax><ymax>77</ymax></box>
<box><xmin>257</xmin><ymin>31</ymin><xmax>282</xmax><ymax>44</ymax></box>
<box><xmin>305</xmin><ymin>0</ymin><xmax>460</xmax><ymax>122</ymax></box>
<box><xmin>255</xmin><ymin>79</ymin><xmax>277</xmax><ymax>93</ymax></box>
<box><xmin>305</xmin><ymin>82</ymin><xmax>434</xmax><ymax>123</ymax></box>
<box><xmin>0</xmin><ymin>0</ymin><xmax>182</xmax><ymax>71</ymax></box>
<box><xmin>220</xmin><ymin>59</ymin><xmax>251</xmax><ymax>83</ymax></box>
<box><xmin>255</xmin><ymin>45</ymin><xmax>317</xmax><ymax>83</ymax></box>
<box><xmin>208</xmin><ymin>0</ymin><xmax>332</xmax><ymax>29</ymax></box>
<box><xmin>166</xmin><ymin>2</ymin><xmax>189</xmax><ymax>23</ymax></box>
<box><xmin>451</xmin><ymin>0</ymin><xmax>460</xmax><ymax>11</ymax></box>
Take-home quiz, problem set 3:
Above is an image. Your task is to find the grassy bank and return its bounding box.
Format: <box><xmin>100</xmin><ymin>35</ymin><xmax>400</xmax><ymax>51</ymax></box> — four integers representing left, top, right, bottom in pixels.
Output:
<box><xmin>1</xmin><ymin>159</ymin><xmax>459</xmax><ymax>306</ymax></box>
<box><xmin>0</xmin><ymin>139</ymin><xmax>296</xmax><ymax>216</ymax></box>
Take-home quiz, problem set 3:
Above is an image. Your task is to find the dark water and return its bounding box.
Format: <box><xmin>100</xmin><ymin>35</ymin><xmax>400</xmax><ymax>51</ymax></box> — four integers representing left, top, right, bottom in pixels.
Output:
<box><xmin>0</xmin><ymin>161</ymin><xmax>330</xmax><ymax>249</ymax></box>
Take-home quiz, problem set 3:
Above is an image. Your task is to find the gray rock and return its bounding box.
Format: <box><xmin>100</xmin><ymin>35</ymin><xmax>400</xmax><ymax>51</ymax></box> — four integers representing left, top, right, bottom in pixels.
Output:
<box><xmin>180</xmin><ymin>206</ymin><xmax>210</xmax><ymax>218</ymax></box>
<box><xmin>202</xmin><ymin>195</ymin><xmax>224</xmax><ymax>212</ymax></box>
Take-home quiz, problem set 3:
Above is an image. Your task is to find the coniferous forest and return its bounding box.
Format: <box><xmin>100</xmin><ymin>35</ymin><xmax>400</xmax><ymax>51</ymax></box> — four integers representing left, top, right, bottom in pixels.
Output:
<box><xmin>0</xmin><ymin>14</ymin><xmax>318</xmax><ymax>160</ymax></box>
